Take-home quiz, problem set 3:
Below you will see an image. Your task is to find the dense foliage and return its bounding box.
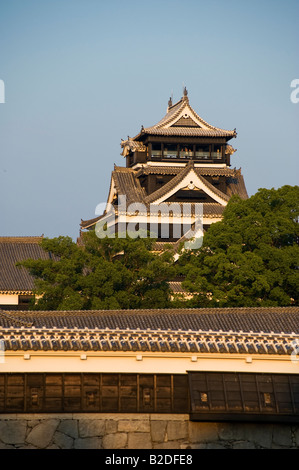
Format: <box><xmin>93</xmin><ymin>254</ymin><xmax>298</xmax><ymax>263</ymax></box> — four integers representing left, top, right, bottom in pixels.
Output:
<box><xmin>20</xmin><ymin>185</ymin><xmax>298</xmax><ymax>310</ymax></box>
<box><xmin>175</xmin><ymin>185</ymin><xmax>299</xmax><ymax>307</ymax></box>
<box><xmin>19</xmin><ymin>232</ymin><xmax>174</xmax><ymax>310</ymax></box>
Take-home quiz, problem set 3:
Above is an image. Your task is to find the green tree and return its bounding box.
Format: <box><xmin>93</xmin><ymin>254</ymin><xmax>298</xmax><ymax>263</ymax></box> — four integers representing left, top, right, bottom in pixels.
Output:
<box><xmin>18</xmin><ymin>231</ymin><xmax>175</xmax><ymax>310</ymax></box>
<box><xmin>176</xmin><ymin>185</ymin><xmax>299</xmax><ymax>307</ymax></box>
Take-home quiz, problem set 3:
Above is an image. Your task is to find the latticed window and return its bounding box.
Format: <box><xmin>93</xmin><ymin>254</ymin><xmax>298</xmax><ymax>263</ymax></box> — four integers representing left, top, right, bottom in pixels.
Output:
<box><xmin>0</xmin><ymin>373</ymin><xmax>189</xmax><ymax>414</ymax></box>
<box><xmin>188</xmin><ymin>372</ymin><xmax>299</xmax><ymax>422</ymax></box>
<box><xmin>1</xmin><ymin>372</ymin><xmax>298</xmax><ymax>422</ymax></box>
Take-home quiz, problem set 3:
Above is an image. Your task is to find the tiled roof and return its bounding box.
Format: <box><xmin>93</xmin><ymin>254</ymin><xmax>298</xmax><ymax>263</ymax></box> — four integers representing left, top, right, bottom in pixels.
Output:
<box><xmin>80</xmin><ymin>162</ymin><xmax>247</xmax><ymax>229</ymax></box>
<box><xmin>141</xmin><ymin>128</ymin><xmax>235</xmax><ymax>137</ymax></box>
<box><xmin>133</xmin><ymin>92</ymin><xmax>236</xmax><ymax>140</ymax></box>
<box><xmin>168</xmin><ymin>281</ymin><xmax>185</xmax><ymax>293</ymax></box>
<box><xmin>0</xmin><ymin>307</ymin><xmax>298</xmax><ymax>355</ymax></box>
<box><xmin>144</xmin><ymin>160</ymin><xmax>196</xmax><ymax>204</ymax></box>
<box><xmin>0</xmin><ymin>237</ymin><xmax>51</xmax><ymax>292</ymax></box>
<box><xmin>120</xmin><ymin>139</ymin><xmax>147</xmax><ymax>156</ymax></box>
<box><xmin>226</xmin><ymin>172</ymin><xmax>248</xmax><ymax>199</ymax></box>
<box><xmin>80</xmin><ymin>203</ymin><xmax>225</xmax><ymax>230</ymax></box>
<box><xmin>112</xmin><ymin>167</ymin><xmax>147</xmax><ymax>206</ymax></box>
<box><xmin>137</xmin><ymin>166</ymin><xmax>239</xmax><ymax>177</ymax></box>
<box><xmin>144</xmin><ymin>161</ymin><xmax>230</xmax><ymax>205</ymax></box>
<box><xmin>80</xmin><ymin>216</ymin><xmax>102</xmax><ymax>230</ymax></box>
<box><xmin>202</xmin><ymin>203</ymin><xmax>225</xmax><ymax>216</ymax></box>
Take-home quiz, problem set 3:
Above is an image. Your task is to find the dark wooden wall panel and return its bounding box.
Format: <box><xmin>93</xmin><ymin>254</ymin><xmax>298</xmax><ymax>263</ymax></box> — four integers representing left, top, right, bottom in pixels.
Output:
<box><xmin>189</xmin><ymin>372</ymin><xmax>299</xmax><ymax>422</ymax></box>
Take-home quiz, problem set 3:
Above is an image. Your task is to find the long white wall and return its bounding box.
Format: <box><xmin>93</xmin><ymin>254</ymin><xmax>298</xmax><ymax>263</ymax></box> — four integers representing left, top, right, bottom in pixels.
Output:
<box><xmin>2</xmin><ymin>351</ymin><xmax>299</xmax><ymax>374</ymax></box>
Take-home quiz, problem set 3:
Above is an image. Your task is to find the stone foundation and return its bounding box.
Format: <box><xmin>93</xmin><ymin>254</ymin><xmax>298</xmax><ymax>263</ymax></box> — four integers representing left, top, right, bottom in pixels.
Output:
<box><xmin>0</xmin><ymin>414</ymin><xmax>298</xmax><ymax>449</ymax></box>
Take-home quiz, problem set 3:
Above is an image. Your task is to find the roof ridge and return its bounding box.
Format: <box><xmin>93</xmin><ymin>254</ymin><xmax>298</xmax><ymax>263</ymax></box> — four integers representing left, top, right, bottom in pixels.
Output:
<box><xmin>195</xmin><ymin>173</ymin><xmax>230</xmax><ymax>202</ymax></box>
<box><xmin>144</xmin><ymin>97</ymin><xmax>235</xmax><ymax>134</ymax></box>
<box><xmin>144</xmin><ymin>161</ymin><xmax>231</xmax><ymax>205</ymax></box>
<box><xmin>144</xmin><ymin>161</ymin><xmax>194</xmax><ymax>204</ymax></box>
<box><xmin>167</xmin><ymin>97</ymin><xmax>184</xmax><ymax>112</ymax></box>
<box><xmin>0</xmin><ymin>236</ymin><xmax>44</xmax><ymax>244</ymax></box>
<box><xmin>113</xmin><ymin>166</ymin><xmax>135</xmax><ymax>173</ymax></box>
<box><xmin>2</xmin><ymin>306</ymin><xmax>299</xmax><ymax>316</ymax></box>
<box><xmin>0</xmin><ymin>309</ymin><xmax>34</xmax><ymax>327</ymax></box>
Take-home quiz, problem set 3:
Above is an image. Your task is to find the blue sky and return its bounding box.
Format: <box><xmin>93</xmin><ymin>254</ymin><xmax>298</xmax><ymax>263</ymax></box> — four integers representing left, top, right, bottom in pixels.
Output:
<box><xmin>0</xmin><ymin>0</ymin><xmax>298</xmax><ymax>240</ymax></box>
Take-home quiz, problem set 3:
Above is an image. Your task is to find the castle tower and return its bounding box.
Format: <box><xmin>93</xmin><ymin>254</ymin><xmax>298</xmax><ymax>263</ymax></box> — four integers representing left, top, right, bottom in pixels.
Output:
<box><xmin>80</xmin><ymin>90</ymin><xmax>247</xmax><ymax>246</ymax></box>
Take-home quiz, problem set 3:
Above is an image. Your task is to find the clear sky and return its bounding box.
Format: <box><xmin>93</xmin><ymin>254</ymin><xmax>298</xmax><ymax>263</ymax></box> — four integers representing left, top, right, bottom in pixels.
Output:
<box><xmin>0</xmin><ymin>0</ymin><xmax>298</xmax><ymax>240</ymax></box>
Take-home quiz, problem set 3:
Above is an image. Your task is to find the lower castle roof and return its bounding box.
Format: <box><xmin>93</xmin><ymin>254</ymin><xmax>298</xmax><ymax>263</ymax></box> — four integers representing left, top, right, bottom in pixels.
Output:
<box><xmin>80</xmin><ymin>163</ymin><xmax>248</xmax><ymax>229</ymax></box>
<box><xmin>0</xmin><ymin>236</ymin><xmax>51</xmax><ymax>292</ymax></box>
<box><xmin>0</xmin><ymin>307</ymin><xmax>298</xmax><ymax>355</ymax></box>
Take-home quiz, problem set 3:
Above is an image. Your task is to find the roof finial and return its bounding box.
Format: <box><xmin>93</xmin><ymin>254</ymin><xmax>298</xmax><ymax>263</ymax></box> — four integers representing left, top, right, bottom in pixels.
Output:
<box><xmin>183</xmin><ymin>86</ymin><xmax>188</xmax><ymax>98</ymax></box>
<box><xmin>167</xmin><ymin>95</ymin><xmax>173</xmax><ymax>113</ymax></box>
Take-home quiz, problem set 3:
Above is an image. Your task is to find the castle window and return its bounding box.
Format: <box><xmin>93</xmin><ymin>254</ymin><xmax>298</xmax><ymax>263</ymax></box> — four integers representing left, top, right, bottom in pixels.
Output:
<box><xmin>0</xmin><ymin>373</ymin><xmax>189</xmax><ymax>414</ymax></box>
<box><xmin>179</xmin><ymin>144</ymin><xmax>194</xmax><ymax>159</ymax></box>
<box><xmin>195</xmin><ymin>145</ymin><xmax>210</xmax><ymax>159</ymax></box>
<box><xmin>151</xmin><ymin>143</ymin><xmax>162</xmax><ymax>158</ymax></box>
<box><xmin>211</xmin><ymin>145</ymin><xmax>223</xmax><ymax>160</ymax></box>
<box><xmin>18</xmin><ymin>295</ymin><xmax>33</xmax><ymax>307</ymax></box>
<box><xmin>189</xmin><ymin>372</ymin><xmax>299</xmax><ymax>422</ymax></box>
<box><xmin>164</xmin><ymin>144</ymin><xmax>178</xmax><ymax>159</ymax></box>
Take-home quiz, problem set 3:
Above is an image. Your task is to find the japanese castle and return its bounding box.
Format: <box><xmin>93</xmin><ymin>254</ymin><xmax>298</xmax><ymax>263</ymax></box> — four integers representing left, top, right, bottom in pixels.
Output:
<box><xmin>80</xmin><ymin>88</ymin><xmax>248</xmax><ymax>246</ymax></box>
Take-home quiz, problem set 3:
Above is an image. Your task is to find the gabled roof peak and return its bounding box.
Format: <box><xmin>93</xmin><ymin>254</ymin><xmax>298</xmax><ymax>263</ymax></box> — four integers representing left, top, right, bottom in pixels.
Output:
<box><xmin>167</xmin><ymin>87</ymin><xmax>188</xmax><ymax>112</ymax></box>
<box><xmin>0</xmin><ymin>236</ymin><xmax>44</xmax><ymax>244</ymax></box>
<box><xmin>131</xmin><ymin>89</ymin><xmax>236</xmax><ymax>140</ymax></box>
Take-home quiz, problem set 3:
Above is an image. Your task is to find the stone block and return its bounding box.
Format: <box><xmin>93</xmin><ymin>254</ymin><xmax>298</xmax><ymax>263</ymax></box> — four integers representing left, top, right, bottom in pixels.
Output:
<box><xmin>153</xmin><ymin>441</ymin><xmax>181</xmax><ymax>449</ymax></box>
<box><xmin>243</xmin><ymin>424</ymin><xmax>273</xmax><ymax>449</ymax></box>
<box><xmin>28</xmin><ymin>420</ymin><xmax>40</xmax><ymax>428</ymax></box>
<box><xmin>74</xmin><ymin>437</ymin><xmax>102</xmax><ymax>449</ymax></box>
<box><xmin>232</xmin><ymin>441</ymin><xmax>256</xmax><ymax>449</ymax></box>
<box><xmin>167</xmin><ymin>421</ymin><xmax>188</xmax><ymax>441</ymax></box>
<box><xmin>102</xmin><ymin>433</ymin><xmax>127</xmax><ymax>449</ymax></box>
<box><xmin>181</xmin><ymin>443</ymin><xmax>207</xmax><ymax>449</ymax></box>
<box><xmin>26</xmin><ymin>420</ymin><xmax>59</xmax><ymax>448</ymax></box>
<box><xmin>127</xmin><ymin>432</ymin><xmax>152</xmax><ymax>449</ymax></box>
<box><xmin>0</xmin><ymin>442</ymin><xmax>15</xmax><ymax>449</ymax></box>
<box><xmin>118</xmin><ymin>419</ymin><xmax>150</xmax><ymax>433</ymax></box>
<box><xmin>272</xmin><ymin>425</ymin><xmax>292</xmax><ymax>448</ymax></box>
<box><xmin>79</xmin><ymin>419</ymin><xmax>105</xmax><ymax>438</ymax></box>
<box><xmin>188</xmin><ymin>422</ymin><xmax>219</xmax><ymax>443</ymax></box>
<box><xmin>218</xmin><ymin>423</ymin><xmax>235</xmax><ymax>441</ymax></box>
<box><xmin>54</xmin><ymin>431</ymin><xmax>74</xmax><ymax>449</ymax></box>
<box><xmin>58</xmin><ymin>419</ymin><xmax>79</xmax><ymax>439</ymax></box>
<box><xmin>16</xmin><ymin>444</ymin><xmax>38</xmax><ymax>449</ymax></box>
<box><xmin>150</xmin><ymin>414</ymin><xmax>189</xmax><ymax>421</ymax></box>
<box><xmin>151</xmin><ymin>421</ymin><xmax>167</xmax><ymax>442</ymax></box>
<box><xmin>206</xmin><ymin>442</ymin><xmax>228</xmax><ymax>449</ymax></box>
<box><xmin>0</xmin><ymin>420</ymin><xmax>27</xmax><ymax>445</ymax></box>
<box><xmin>105</xmin><ymin>420</ymin><xmax>118</xmax><ymax>434</ymax></box>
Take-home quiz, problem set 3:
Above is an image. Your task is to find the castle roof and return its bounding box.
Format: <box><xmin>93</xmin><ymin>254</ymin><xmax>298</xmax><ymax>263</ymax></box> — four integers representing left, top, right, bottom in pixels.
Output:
<box><xmin>131</xmin><ymin>89</ymin><xmax>237</xmax><ymax>141</ymax></box>
<box><xmin>0</xmin><ymin>306</ymin><xmax>298</xmax><ymax>355</ymax></box>
<box><xmin>0</xmin><ymin>236</ymin><xmax>51</xmax><ymax>293</ymax></box>
<box><xmin>80</xmin><ymin>163</ymin><xmax>247</xmax><ymax>230</ymax></box>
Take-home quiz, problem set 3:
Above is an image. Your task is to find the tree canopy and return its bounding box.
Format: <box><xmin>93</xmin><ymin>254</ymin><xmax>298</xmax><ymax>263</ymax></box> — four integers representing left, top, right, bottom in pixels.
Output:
<box><xmin>19</xmin><ymin>185</ymin><xmax>299</xmax><ymax>310</ymax></box>
<box><xmin>19</xmin><ymin>231</ymin><xmax>175</xmax><ymax>310</ymax></box>
<box><xmin>175</xmin><ymin>185</ymin><xmax>299</xmax><ymax>307</ymax></box>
